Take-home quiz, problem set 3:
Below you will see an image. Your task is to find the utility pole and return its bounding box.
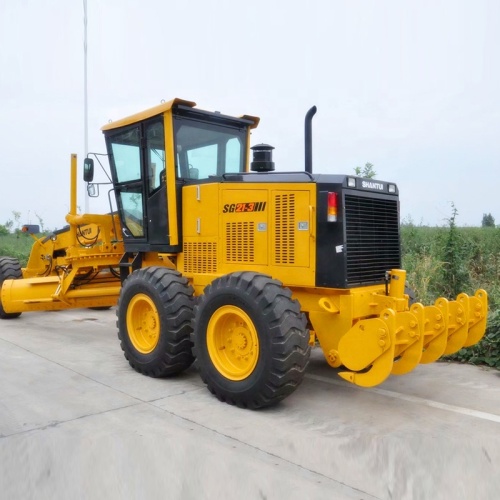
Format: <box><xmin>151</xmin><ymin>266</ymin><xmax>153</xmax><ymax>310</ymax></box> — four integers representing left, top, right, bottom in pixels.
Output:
<box><xmin>83</xmin><ymin>0</ymin><xmax>89</xmax><ymax>213</ymax></box>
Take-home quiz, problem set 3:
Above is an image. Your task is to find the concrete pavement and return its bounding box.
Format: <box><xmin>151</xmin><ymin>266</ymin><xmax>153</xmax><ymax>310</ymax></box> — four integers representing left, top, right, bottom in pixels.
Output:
<box><xmin>0</xmin><ymin>308</ymin><xmax>499</xmax><ymax>499</ymax></box>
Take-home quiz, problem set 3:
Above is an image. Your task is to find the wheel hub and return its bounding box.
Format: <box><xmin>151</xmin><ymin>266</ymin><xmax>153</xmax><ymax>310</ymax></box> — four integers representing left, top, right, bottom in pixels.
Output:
<box><xmin>207</xmin><ymin>305</ymin><xmax>259</xmax><ymax>381</ymax></box>
<box><xmin>126</xmin><ymin>293</ymin><xmax>160</xmax><ymax>354</ymax></box>
<box><xmin>234</xmin><ymin>328</ymin><xmax>249</xmax><ymax>350</ymax></box>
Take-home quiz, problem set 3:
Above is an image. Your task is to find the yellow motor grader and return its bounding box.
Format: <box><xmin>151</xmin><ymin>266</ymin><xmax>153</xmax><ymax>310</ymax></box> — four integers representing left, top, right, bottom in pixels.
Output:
<box><xmin>0</xmin><ymin>98</ymin><xmax>488</xmax><ymax>408</ymax></box>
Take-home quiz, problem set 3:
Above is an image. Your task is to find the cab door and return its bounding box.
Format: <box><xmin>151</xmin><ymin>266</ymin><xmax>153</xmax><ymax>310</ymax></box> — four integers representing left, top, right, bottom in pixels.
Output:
<box><xmin>106</xmin><ymin>119</ymin><xmax>173</xmax><ymax>252</ymax></box>
<box><xmin>144</xmin><ymin>120</ymin><xmax>169</xmax><ymax>249</ymax></box>
<box><xmin>107</xmin><ymin>125</ymin><xmax>147</xmax><ymax>250</ymax></box>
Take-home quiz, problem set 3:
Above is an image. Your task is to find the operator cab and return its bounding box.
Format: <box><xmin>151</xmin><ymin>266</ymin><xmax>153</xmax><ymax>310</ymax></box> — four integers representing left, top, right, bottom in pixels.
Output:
<box><xmin>97</xmin><ymin>99</ymin><xmax>258</xmax><ymax>253</ymax></box>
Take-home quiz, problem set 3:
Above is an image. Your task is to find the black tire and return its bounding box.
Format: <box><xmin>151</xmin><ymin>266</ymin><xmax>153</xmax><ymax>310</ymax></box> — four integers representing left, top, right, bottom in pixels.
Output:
<box><xmin>0</xmin><ymin>257</ymin><xmax>22</xmax><ymax>319</ymax></box>
<box><xmin>192</xmin><ymin>272</ymin><xmax>310</xmax><ymax>409</ymax></box>
<box><xmin>117</xmin><ymin>267</ymin><xmax>195</xmax><ymax>377</ymax></box>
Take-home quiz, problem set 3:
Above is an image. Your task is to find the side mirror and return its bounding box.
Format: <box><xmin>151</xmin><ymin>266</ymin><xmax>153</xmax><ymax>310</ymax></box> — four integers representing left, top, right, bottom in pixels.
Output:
<box><xmin>87</xmin><ymin>183</ymin><xmax>99</xmax><ymax>197</ymax></box>
<box><xmin>83</xmin><ymin>158</ymin><xmax>94</xmax><ymax>182</ymax></box>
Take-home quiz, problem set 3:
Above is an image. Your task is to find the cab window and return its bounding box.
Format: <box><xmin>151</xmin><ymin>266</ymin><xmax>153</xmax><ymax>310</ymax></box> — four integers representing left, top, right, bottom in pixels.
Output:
<box><xmin>146</xmin><ymin>121</ymin><xmax>165</xmax><ymax>193</ymax></box>
<box><xmin>174</xmin><ymin>118</ymin><xmax>246</xmax><ymax>179</ymax></box>
<box><xmin>110</xmin><ymin>127</ymin><xmax>141</xmax><ymax>183</ymax></box>
<box><xmin>108</xmin><ymin>126</ymin><xmax>145</xmax><ymax>238</ymax></box>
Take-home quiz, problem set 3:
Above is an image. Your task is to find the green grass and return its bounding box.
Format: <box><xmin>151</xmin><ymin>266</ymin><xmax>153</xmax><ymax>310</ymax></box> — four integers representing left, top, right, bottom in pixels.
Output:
<box><xmin>0</xmin><ymin>233</ymin><xmax>36</xmax><ymax>267</ymax></box>
<box><xmin>401</xmin><ymin>225</ymin><xmax>500</xmax><ymax>308</ymax></box>
<box><xmin>401</xmin><ymin>221</ymin><xmax>500</xmax><ymax>369</ymax></box>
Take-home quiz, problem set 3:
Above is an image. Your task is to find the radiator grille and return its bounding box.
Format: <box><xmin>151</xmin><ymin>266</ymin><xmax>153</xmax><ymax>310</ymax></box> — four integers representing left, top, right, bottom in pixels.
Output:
<box><xmin>226</xmin><ymin>222</ymin><xmax>255</xmax><ymax>263</ymax></box>
<box><xmin>274</xmin><ymin>194</ymin><xmax>295</xmax><ymax>264</ymax></box>
<box><xmin>183</xmin><ymin>242</ymin><xmax>217</xmax><ymax>274</ymax></box>
<box><xmin>344</xmin><ymin>195</ymin><xmax>400</xmax><ymax>285</ymax></box>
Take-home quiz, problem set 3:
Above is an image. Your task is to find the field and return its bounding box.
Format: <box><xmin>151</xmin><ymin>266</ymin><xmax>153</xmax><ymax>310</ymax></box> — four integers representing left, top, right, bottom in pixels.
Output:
<box><xmin>0</xmin><ymin>233</ymin><xmax>34</xmax><ymax>266</ymax></box>
<box><xmin>401</xmin><ymin>221</ymin><xmax>500</xmax><ymax>368</ymax></box>
<box><xmin>1</xmin><ymin>223</ymin><xmax>499</xmax><ymax>368</ymax></box>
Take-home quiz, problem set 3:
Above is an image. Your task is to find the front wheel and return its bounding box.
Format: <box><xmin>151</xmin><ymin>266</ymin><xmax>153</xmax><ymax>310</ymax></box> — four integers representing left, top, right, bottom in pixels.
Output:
<box><xmin>117</xmin><ymin>267</ymin><xmax>195</xmax><ymax>377</ymax></box>
<box><xmin>0</xmin><ymin>257</ymin><xmax>22</xmax><ymax>319</ymax></box>
<box><xmin>192</xmin><ymin>272</ymin><xmax>310</xmax><ymax>409</ymax></box>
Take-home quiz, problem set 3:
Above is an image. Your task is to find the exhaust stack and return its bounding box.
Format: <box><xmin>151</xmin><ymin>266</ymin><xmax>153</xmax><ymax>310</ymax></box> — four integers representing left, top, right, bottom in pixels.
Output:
<box><xmin>305</xmin><ymin>106</ymin><xmax>317</xmax><ymax>174</ymax></box>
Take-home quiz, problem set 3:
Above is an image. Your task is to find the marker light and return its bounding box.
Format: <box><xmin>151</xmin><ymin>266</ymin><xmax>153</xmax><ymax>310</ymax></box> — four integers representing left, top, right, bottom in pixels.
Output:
<box><xmin>388</xmin><ymin>184</ymin><xmax>396</xmax><ymax>193</ymax></box>
<box><xmin>327</xmin><ymin>192</ymin><xmax>338</xmax><ymax>222</ymax></box>
<box><xmin>347</xmin><ymin>177</ymin><xmax>356</xmax><ymax>188</ymax></box>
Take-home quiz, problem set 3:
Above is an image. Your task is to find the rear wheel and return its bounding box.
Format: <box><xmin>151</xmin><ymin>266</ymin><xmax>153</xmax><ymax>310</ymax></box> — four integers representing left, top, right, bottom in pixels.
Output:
<box><xmin>193</xmin><ymin>272</ymin><xmax>310</xmax><ymax>409</ymax></box>
<box><xmin>117</xmin><ymin>267</ymin><xmax>195</xmax><ymax>377</ymax></box>
<box><xmin>0</xmin><ymin>257</ymin><xmax>22</xmax><ymax>319</ymax></box>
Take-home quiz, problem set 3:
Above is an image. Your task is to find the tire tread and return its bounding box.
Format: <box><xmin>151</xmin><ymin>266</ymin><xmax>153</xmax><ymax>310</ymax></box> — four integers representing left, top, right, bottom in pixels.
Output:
<box><xmin>192</xmin><ymin>271</ymin><xmax>310</xmax><ymax>409</ymax></box>
<box><xmin>0</xmin><ymin>257</ymin><xmax>22</xmax><ymax>319</ymax></box>
<box><xmin>117</xmin><ymin>267</ymin><xmax>195</xmax><ymax>377</ymax></box>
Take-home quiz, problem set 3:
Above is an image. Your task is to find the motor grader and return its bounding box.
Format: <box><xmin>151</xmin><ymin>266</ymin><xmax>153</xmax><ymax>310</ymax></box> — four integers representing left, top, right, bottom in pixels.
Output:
<box><xmin>0</xmin><ymin>98</ymin><xmax>488</xmax><ymax>409</ymax></box>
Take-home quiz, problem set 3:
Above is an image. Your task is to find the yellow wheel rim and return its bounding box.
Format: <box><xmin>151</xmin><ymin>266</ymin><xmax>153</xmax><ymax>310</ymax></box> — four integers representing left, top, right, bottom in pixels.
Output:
<box><xmin>126</xmin><ymin>293</ymin><xmax>160</xmax><ymax>354</ymax></box>
<box><xmin>207</xmin><ymin>305</ymin><xmax>259</xmax><ymax>381</ymax></box>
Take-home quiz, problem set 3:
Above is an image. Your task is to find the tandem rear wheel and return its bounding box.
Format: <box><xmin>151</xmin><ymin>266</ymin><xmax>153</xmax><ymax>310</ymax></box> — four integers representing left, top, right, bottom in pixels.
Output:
<box><xmin>192</xmin><ymin>272</ymin><xmax>311</xmax><ymax>409</ymax></box>
<box><xmin>117</xmin><ymin>267</ymin><xmax>195</xmax><ymax>377</ymax></box>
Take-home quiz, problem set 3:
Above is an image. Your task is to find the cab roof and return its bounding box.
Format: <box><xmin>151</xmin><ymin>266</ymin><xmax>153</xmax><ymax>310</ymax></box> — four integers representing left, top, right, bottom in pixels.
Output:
<box><xmin>101</xmin><ymin>97</ymin><xmax>260</xmax><ymax>131</ymax></box>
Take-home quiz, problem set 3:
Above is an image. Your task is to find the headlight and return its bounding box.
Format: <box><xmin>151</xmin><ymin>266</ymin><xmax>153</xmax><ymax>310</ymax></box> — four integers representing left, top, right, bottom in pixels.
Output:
<box><xmin>347</xmin><ymin>177</ymin><xmax>356</xmax><ymax>188</ymax></box>
<box><xmin>388</xmin><ymin>184</ymin><xmax>396</xmax><ymax>193</ymax></box>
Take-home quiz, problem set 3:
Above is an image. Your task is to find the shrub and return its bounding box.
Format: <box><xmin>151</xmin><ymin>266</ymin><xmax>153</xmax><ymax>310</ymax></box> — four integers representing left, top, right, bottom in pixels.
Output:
<box><xmin>445</xmin><ymin>310</ymin><xmax>500</xmax><ymax>368</ymax></box>
<box><xmin>401</xmin><ymin>214</ymin><xmax>499</xmax><ymax>371</ymax></box>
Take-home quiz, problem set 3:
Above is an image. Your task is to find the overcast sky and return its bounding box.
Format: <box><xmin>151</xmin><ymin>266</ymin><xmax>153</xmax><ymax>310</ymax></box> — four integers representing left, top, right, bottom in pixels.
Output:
<box><xmin>1</xmin><ymin>0</ymin><xmax>499</xmax><ymax>230</ymax></box>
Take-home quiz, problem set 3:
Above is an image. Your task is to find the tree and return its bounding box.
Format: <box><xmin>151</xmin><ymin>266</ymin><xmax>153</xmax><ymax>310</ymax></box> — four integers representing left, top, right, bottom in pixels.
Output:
<box><xmin>481</xmin><ymin>213</ymin><xmax>495</xmax><ymax>228</ymax></box>
<box><xmin>35</xmin><ymin>212</ymin><xmax>45</xmax><ymax>233</ymax></box>
<box><xmin>354</xmin><ymin>162</ymin><xmax>376</xmax><ymax>178</ymax></box>
<box><xmin>12</xmin><ymin>211</ymin><xmax>21</xmax><ymax>231</ymax></box>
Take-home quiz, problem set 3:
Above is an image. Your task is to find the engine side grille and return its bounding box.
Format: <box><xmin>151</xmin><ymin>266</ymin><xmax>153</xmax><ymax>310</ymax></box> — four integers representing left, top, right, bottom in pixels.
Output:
<box><xmin>183</xmin><ymin>242</ymin><xmax>217</xmax><ymax>274</ymax></box>
<box><xmin>226</xmin><ymin>222</ymin><xmax>255</xmax><ymax>263</ymax></box>
<box><xmin>274</xmin><ymin>193</ymin><xmax>296</xmax><ymax>265</ymax></box>
<box><xmin>344</xmin><ymin>194</ymin><xmax>400</xmax><ymax>285</ymax></box>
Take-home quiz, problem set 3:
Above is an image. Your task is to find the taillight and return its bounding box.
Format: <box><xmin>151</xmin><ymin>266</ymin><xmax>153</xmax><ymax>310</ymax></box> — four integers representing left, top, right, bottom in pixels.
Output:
<box><xmin>327</xmin><ymin>192</ymin><xmax>338</xmax><ymax>222</ymax></box>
